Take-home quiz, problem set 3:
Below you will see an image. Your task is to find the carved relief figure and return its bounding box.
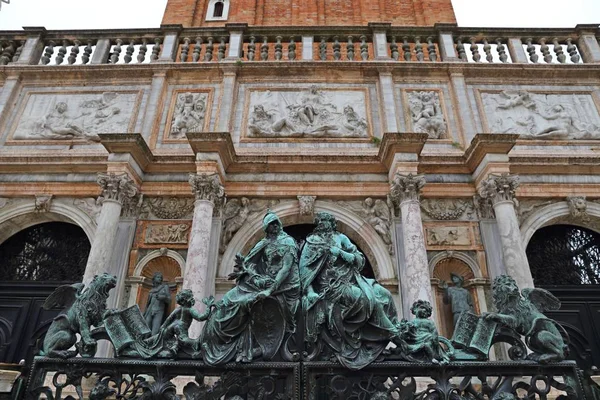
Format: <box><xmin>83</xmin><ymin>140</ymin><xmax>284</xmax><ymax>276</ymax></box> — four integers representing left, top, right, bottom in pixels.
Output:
<box><xmin>13</xmin><ymin>91</ymin><xmax>138</xmax><ymax>142</ymax></box>
<box><xmin>143</xmin><ymin>272</ymin><xmax>172</xmax><ymax>335</ymax></box>
<box><xmin>220</xmin><ymin>198</ymin><xmax>280</xmax><ymax>253</ymax></box>
<box><xmin>146</xmin><ymin>224</ymin><xmax>190</xmax><ymax>244</ymax></box>
<box><xmin>438</xmin><ymin>273</ymin><xmax>475</xmax><ymax>328</ymax></box>
<box><xmin>408</xmin><ymin>91</ymin><xmax>447</xmax><ymax>139</ymax></box>
<box><xmin>483</xmin><ymin>90</ymin><xmax>600</xmax><ymax>139</ymax></box>
<box><xmin>426</xmin><ymin>227</ymin><xmax>470</xmax><ymax>246</ymax></box>
<box><xmin>170</xmin><ymin>92</ymin><xmax>208</xmax><ymax>138</ymax></box>
<box><xmin>567</xmin><ymin>196</ymin><xmax>590</xmax><ymax>221</ymax></box>
<box><xmin>421</xmin><ymin>199</ymin><xmax>474</xmax><ymax>221</ymax></box>
<box><xmin>247</xmin><ymin>87</ymin><xmax>369</xmax><ymax>138</ymax></box>
<box><xmin>338</xmin><ymin>198</ymin><xmax>393</xmax><ymax>253</ymax></box>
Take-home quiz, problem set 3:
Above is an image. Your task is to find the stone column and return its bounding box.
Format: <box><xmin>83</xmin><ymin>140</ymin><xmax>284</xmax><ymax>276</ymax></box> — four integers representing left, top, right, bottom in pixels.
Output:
<box><xmin>83</xmin><ymin>173</ymin><xmax>138</xmax><ymax>285</ymax></box>
<box><xmin>186</xmin><ymin>173</ymin><xmax>225</xmax><ymax>337</ymax></box>
<box><xmin>479</xmin><ymin>174</ymin><xmax>534</xmax><ymax>289</ymax></box>
<box><xmin>390</xmin><ymin>173</ymin><xmax>433</xmax><ymax>319</ymax></box>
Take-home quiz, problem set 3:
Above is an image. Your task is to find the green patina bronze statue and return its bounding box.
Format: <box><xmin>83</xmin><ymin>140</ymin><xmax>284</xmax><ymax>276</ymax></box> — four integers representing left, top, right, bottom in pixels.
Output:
<box><xmin>40</xmin><ymin>272</ymin><xmax>117</xmax><ymax>358</ymax></box>
<box><xmin>439</xmin><ymin>273</ymin><xmax>475</xmax><ymax>328</ymax></box>
<box><xmin>300</xmin><ymin>212</ymin><xmax>400</xmax><ymax>370</ymax></box>
<box><xmin>201</xmin><ymin>210</ymin><xmax>300</xmax><ymax>365</ymax></box>
<box><xmin>143</xmin><ymin>272</ymin><xmax>171</xmax><ymax>335</ymax></box>
<box><xmin>483</xmin><ymin>274</ymin><xmax>568</xmax><ymax>363</ymax></box>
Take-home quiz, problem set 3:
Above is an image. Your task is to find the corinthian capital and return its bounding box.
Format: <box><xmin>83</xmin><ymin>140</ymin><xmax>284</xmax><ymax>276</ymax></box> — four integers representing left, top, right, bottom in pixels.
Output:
<box><xmin>189</xmin><ymin>173</ymin><xmax>225</xmax><ymax>208</ymax></box>
<box><xmin>389</xmin><ymin>173</ymin><xmax>426</xmax><ymax>205</ymax></box>
<box><xmin>478</xmin><ymin>173</ymin><xmax>519</xmax><ymax>205</ymax></box>
<box><xmin>97</xmin><ymin>173</ymin><xmax>138</xmax><ymax>205</ymax></box>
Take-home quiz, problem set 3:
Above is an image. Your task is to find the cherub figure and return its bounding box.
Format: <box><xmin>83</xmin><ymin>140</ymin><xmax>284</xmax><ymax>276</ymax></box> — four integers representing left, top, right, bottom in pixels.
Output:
<box><xmin>483</xmin><ymin>275</ymin><xmax>568</xmax><ymax>363</ymax></box>
<box><xmin>400</xmin><ymin>300</ymin><xmax>452</xmax><ymax>364</ymax></box>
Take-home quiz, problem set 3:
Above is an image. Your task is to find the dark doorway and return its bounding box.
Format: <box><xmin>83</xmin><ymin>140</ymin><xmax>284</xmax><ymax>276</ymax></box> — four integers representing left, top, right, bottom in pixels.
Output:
<box><xmin>526</xmin><ymin>224</ymin><xmax>600</xmax><ymax>369</ymax></box>
<box><xmin>0</xmin><ymin>222</ymin><xmax>90</xmax><ymax>364</ymax></box>
<box><xmin>283</xmin><ymin>223</ymin><xmax>375</xmax><ymax>279</ymax></box>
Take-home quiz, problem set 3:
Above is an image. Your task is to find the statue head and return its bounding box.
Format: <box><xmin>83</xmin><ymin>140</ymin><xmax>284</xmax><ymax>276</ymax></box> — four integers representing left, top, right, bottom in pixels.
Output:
<box><xmin>364</xmin><ymin>197</ymin><xmax>374</xmax><ymax>207</ymax></box>
<box><xmin>184</xmin><ymin>92</ymin><xmax>194</xmax><ymax>103</ymax></box>
<box><xmin>411</xmin><ymin>300</ymin><xmax>433</xmax><ymax>319</ymax></box>
<box><xmin>176</xmin><ymin>289</ymin><xmax>195</xmax><ymax>307</ymax></box>
<box><xmin>450</xmin><ymin>273</ymin><xmax>465</xmax><ymax>287</ymax></box>
<box><xmin>492</xmin><ymin>275</ymin><xmax>520</xmax><ymax>311</ymax></box>
<box><xmin>152</xmin><ymin>272</ymin><xmax>164</xmax><ymax>287</ymax></box>
<box><xmin>194</xmin><ymin>98</ymin><xmax>205</xmax><ymax>111</ymax></box>
<box><xmin>314</xmin><ymin>212</ymin><xmax>336</xmax><ymax>234</ymax></box>
<box><xmin>55</xmin><ymin>102</ymin><xmax>68</xmax><ymax>113</ymax></box>
<box><xmin>262</xmin><ymin>210</ymin><xmax>283</xmax><ymax>236</ymax></box>
<box><xmin>309</xmin><ymin>85</ymin><xmax>319</xmax><ymax>94</ymax></box>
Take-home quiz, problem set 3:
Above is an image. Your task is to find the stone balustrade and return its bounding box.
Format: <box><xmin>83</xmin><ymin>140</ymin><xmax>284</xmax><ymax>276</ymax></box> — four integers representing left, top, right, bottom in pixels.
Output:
<box><xmin>0</xmin><ymin>23</ymin><xmax>598</xmax><ymax>65</ymax></box>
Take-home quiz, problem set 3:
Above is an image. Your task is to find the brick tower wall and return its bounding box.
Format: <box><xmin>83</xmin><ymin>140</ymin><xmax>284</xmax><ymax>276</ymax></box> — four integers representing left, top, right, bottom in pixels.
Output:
<box><xmin>162</xmin><ymin>0</ymin><xmax>456</xmax><ymax>27</ymax></box>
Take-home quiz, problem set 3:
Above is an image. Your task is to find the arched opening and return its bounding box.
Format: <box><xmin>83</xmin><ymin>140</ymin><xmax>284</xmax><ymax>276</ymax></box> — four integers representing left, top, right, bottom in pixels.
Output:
<box><xmin>526</xmin><ymin>224</ymin><xmax>600</xmax><ymax>369</ymax></box>
<box><xmin>0</xmin><ymin>222</ymin><xmax>90</xmax><ymax>364</ymax></box>
<box><xmin>213</xmin><ymin>0</ymin><xmax>224</xmax><ymax>18</ymax></box>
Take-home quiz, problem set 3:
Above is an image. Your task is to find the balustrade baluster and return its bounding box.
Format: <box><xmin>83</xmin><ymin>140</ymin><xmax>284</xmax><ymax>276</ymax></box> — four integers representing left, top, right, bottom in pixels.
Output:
<box><xmin>0</xmin><ymin>41</ymin><xmax>15</xmax><ymax>65</ymax></box>
<box><xmin>138</xmin><ymin>39</ymin><xmax>148</xmax><ymax>63</ymax></box>
<box><xmin>539</xmin><ymin>38</ymin><xmax>552</xmax><ymax>63</ymax></box>
<box><xmin>41</xmin><ymin>41</ymin><xmax>55</xmax><ymax>65</ymax></box>
<box><xmin>566</xmin><ymin>38</ymin><xmax>580</xmax><ymax>63</ymax></box>
<box><xmin>427</xmin><ymin>36</ymin><xmax>437</xmax><ymax>61</ymax></box>
<box><xmin>247</xmin><ymin>35</ymin><xmax>256</xmax><ymax>61</ymax></box>
<box><xmin>414</xmin><ymin>36</ymin><xmax>424</xmax><ymax>61</ymax></box>
<box><xmin>192</xmin><ymin>37</ymin><xmax>203</xmax><ymax>62</ymax></box>
<box><xmin>552</xmin><ymin>38</ymin><xmax>566</xmax><ymax>63</ymax></box>
<box><xmin>150</xmin><ymin>38</ymin><xmax>161</xmax><ymax>62</ymax></box>
<box><xmin>217</xmin><ymin>37</ymin><xmax>226</xmax><ymax>60</ymax></box>
<box><xmin>12</xmin><ymin>41</ymin><xmax>24</xmax><ymax>63</ymax></box>
<box><xmin>274</xmin><ymin>36</ymin><xmax>283</xmax><ymax>60</ymax></box>
<box><xmin>67</xmin><ymin>40</ymin><xmax>80</xmax><ymax>64</ymax></box>
<box><xmin>205</xmin><ymin>37</ymin><xmax>214</xmax><ymax>61</ymax></box>
<box><xmin>124</xmin><ymin>40</ymin><xmax>135</xmax><ymax>64</ymax></box>
<box><xmin>402</xmin><ymin>36</ymin><xmax>411</xmax><ymax>61</ymax></box>
<box><xmin>346</xmin><ymin>36</ymin><xmax>354</xmax><ymax>60</ymax></box>
<box><xmin>333</xmin><ymin>36</ymin><xmax>341</xmax><ymax>60</ymax></box>
<box><xmin>360</xmin><ymin>35</ymin><xmax>368</xmax><ymax>60</ymax></box>
<box><xmin>456</xmin><ymin>39</ymin><xmax>467</xmax><ymax>61</ymax></box>
<box><xmin>390</xmin><ymin>36</ymin><xmax>399</xmax><ymax>61</ymax></box>
<box><xmin>288</xmin><ymin>37</ymin><xmax>296</xmax><ymax>60</ymax></box>
<box><xmin>110</xmin><ymin>39</ymin><xmax>123</xmax><ymax>64</ymax></box>
<box><xmin>82</xmin><ymin>40</ymin><xmax>93</xmax><ymax>64</ymax></box>
<box><xmin>261</xmin><ymin>36</ymin><xmax>269</xmax><ymax>60</ymax></box>
<box><xmin>525</xmin><ymin>38</ymin><xmax>538</xmax><ymax>63</ymax></box>
<box><xmin>496</xmin><ymin>38</ymin><xmax>508</xmax><ymax>63</ymax></box>
<box><xmin>319</xmin><ymin>37</ymin><xmax>327</xmax><ymax>60</ymax></box>
<box><xmin>469</xmin><ymin>38</ymin><xmax>481</xmax><ymax>62</ymax></box>
<box><xmin>55</xmin><ymin>40</ymin><xmax>68</xmax><ymax>65</ymax></box>
<box><xmin>180</xmin><ymin>37</ymin><xmax>190</xmax><ymax>62</ymax></box>
<box><xmin>482</xmin><ymin>39</ymin><xmax>493</xmax><ymax>62</ymax></box>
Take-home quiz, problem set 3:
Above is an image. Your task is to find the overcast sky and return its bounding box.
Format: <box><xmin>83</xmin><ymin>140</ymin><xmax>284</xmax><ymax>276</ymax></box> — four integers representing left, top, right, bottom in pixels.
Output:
<box><xmin>0</xmin><ymin>0</ymin><xmax>598</xmax><ymax>30</ymax></box>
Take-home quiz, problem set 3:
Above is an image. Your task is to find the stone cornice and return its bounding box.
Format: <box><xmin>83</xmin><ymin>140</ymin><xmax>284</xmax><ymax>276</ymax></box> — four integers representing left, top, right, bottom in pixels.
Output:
<box><xmin>464</xmin><ymin>133</ymin><xmax>518</xmax><ymax>171</ymax></box>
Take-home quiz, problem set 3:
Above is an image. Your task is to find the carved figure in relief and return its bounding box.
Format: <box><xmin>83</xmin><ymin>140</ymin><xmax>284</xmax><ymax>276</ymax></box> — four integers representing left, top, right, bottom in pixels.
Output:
<box><xmin>141</xmin><ymin>197</ymin><xmax>195</xmax><ymax>220</ymax></box>
<box><xmin>362</xmin><ymin>198</ymin><xmax>392</xmax><ymax>251</ymax></box>
<box><xmin>438</xmin><ymin>273</ymin><xmax>475</xmax><ymax>327</ymax></box>
<box><xmin>247</xmin><ymin>87</ymin><xmax>368</xmax><ymax>138</ymax></box>
<box><xmin>408</xmin><ymin>91</ymin><xmax>447</xmax><ymax>139</ymax></box>
<box><xmin>427</xmin><ymin>228</ymin><xmax>459</xmax><ymax>246</ymax></box>
<box><xmin>567</xmin><ymin>196</ymin><xmax>590</xmax><ymax>221</ymax></box>
<box><xmin>298</xmin><ymin>195</ymin><xmax>317</xmax><ymax>216</ymax></box>
<box><xmin>220</xmin><ymin>198</ymin><xmax>280</xmax><ymax>253</ymax></box>
<box><xmin>40</xmin><ymin>273</ymin><xmax>117</xmax><ymax>358</ymax></box>
<box><xmin>202</xmin><ymin>211</ymin><xmax>300</xmax><ymax>365</ymax></box>
<box><xmin>483</xmin><ymin>275</ymin><xmax>568</xmax><ymax>363</ymax></box>
<box><xmin>143</xmin><ymin>272</ymin><xmax>172</xmax><ymax>335</ymax></box>
<box><xmin>39</xmin><ymin>102</ymin><xmax>99</xmax><ymax>141</ymax></box>
<box><xmin>146</xmin><ymin>224</ymin><xmax>190</xmax><ymax>244</ymax></box>
<box><xmin>170</xmin><ymin>92</ymin><xmax>207</xmax><ymax>137</ymax></box>
<box><xmin>421</xmin><ymin>199</ymin><xmax>473</xmax><ymax>220</ymax></box>
<box><xmin>485</xmin><ymin>90</ymin><xmax>600</xmax><ymax>139</ymax></box>
<box><xmin>301</xmin><ymin>212</ymin><xmax>399</xmax><ymax>370</ymax></box>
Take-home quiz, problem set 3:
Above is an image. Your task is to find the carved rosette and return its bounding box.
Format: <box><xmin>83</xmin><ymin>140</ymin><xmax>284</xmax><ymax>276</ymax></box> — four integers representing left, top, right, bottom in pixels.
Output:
<box><xmin>189</xmin><ymin>173</ymin><xmax>225</xmax><ymax>210</ymax></box>
<box><xmin>97</xmin><ymin>173</ymin><xmax>138</xmax><ymax>205</ymax></box>
<box><xmin>478</xmin><ymin>174</ymin><xmax>519</xmax><ymax>206</ymax></box>
<box><xmin>389</xmin><ymin>173</ymin><xmax>426</xmax><ymax>206</ymax></box>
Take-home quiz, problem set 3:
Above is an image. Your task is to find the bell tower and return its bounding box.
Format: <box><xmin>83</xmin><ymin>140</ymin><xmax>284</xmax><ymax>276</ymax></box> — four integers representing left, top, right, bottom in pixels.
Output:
<box><xmin>162</xmin><ymin>0</ymin><xmax>457</xmax><ymax>27</ymax></box>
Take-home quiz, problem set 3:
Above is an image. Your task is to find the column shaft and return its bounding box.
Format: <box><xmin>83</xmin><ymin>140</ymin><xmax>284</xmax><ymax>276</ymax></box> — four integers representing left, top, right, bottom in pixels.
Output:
<box><xmin>83</xmin><ymin>200</ymin><xmax>122</xmax><ymax>285</ymax></box>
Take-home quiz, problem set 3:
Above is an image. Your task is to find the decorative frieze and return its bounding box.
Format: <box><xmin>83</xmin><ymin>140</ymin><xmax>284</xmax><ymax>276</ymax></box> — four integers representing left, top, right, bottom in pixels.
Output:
<box><xmin>11</xmin><ymin>91</ymin><xmax>141</xmax><ymax>142</ymax></box>
<box><xmin>420</xmin><ymin>199</ymin><xmax>475</xmax><ymax>221</ymax></box>
<box><xmin>140</xmin><ymin>197</ymin><xmax>195</xmax><ymax>220</ymax></box>
<box><xmin>245</xmin><ymin>86</ymin><xmax>370</xmax><ymax>138</ymax></box>
<box><xmin>145</xmin><ymin>223</ymin><xmax>190</xmax><ymax>244</ymax></box>
<box><xmin>481</xmin><ymin>90</ymin><xmax>600</xmax><ymax>139</ymax></box>
<box><xmin>188</xmin><ymin>173</ymin><xmax>225</xmax><ymax>208</ymax></box>
<box><xmin>221</xmin><ymin>197</ymin><xmax>280</xmax><ymax>253</ymax></box>
<box><xmin>407</xmin><ymin>90</ymin><xmax>447</xmax><ymax>139</ymax></box>
<box><xmin>478</xmin><ymin>174</ymin><xmax>519</xmax><ymax>205</ymax></box>
<box><xmin>389</xmin><ymin>173</ymin><xmax>426</xmax><ymax>206</ymax></box>
<box><xmin>97</xmin><ymin>173</ymin><xmax>138</xmax><ymax>205</ymax></box>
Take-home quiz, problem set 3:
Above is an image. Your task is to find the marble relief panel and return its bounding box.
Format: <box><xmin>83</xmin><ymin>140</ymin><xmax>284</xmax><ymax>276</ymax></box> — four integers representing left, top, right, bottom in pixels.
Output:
<box><xmin>164</xmin><ymin>89</ymin><xmax>213</xmax><ymax>140</ymax></box>
<box><xmin>8</xmin><ymin>90</ymin><xmax>142</xmax><ymax>143</ymax></box>
<box><xmin>241</xmin><ymin>86</ymin><xmax>372</xmax><ymax>141</ymax></box>
<box><xmin>478</xmin><ymin>89</ymin><xmax>600</xmax><ymax>140</ymax></box>
<box><xmin>423</xmin><ymin>222</ymin><xmax>482</xmax><ymax>251</ymax></box>
<box><xmin>134</xmin><ymin>221</ymin><xmax>191</xmax><ymax>249</ymax></box>
<box><xmin>402</xmin><ymin>89</ymin><xmax>449</xmax><ymax>139</ymax></box>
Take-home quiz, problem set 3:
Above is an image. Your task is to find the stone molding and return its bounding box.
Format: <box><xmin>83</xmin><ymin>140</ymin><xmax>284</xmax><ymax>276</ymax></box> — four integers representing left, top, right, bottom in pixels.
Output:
<box><xmin>389</xmin><ymin>173</ymin><xmax>426</xmax><ymax>205</ymax></box>
<box><xmin>188</xmin><ymin>173</ymin><xmax>225</xmax><ymax>209</ymax></box>
<box><xmin>97</xmin><ymin>173</ymin><xmax>139</xmax><ymax>205</ymax></box>
<box><xmin>478</xmin><ymin>173</ymin><xmax>519</xmax><ymax>206</ymax></box>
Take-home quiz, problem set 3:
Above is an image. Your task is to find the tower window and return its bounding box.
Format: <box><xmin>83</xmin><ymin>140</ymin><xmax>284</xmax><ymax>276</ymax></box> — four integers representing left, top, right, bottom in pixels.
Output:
<box><xmin>206</xmin><ymin>0</ymin><xmax>229</xmax><ymax>21</ymax></box>
<box><xmin>213</xmin><ymin>1</ymin><xmax>224</xmax><ymax>18</ymax></box>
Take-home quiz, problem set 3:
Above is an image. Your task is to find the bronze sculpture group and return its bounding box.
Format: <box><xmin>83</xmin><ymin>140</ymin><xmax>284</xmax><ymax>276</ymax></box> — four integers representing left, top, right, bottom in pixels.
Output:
<box><xmin>40</xmin><ymin>210</ymin><xmax>569</xmax><ymax>371</ymax></box>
